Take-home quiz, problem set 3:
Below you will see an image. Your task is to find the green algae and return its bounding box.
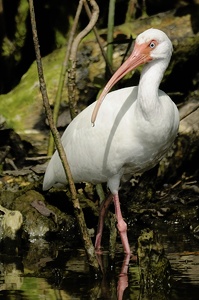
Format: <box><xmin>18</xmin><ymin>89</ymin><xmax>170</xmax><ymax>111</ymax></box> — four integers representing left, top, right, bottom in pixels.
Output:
<box><xmin>0</xmin><ymin>47</ymin><xmax>67</xmax><ymax>132</ymax></box>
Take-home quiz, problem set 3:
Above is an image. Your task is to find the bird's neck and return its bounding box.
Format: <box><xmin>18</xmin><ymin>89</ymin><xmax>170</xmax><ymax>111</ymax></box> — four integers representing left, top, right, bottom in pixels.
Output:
<box><xmin>137</xmin><ymin>59</ymin><xmax>168</xmax><ymax>119</ymax></box>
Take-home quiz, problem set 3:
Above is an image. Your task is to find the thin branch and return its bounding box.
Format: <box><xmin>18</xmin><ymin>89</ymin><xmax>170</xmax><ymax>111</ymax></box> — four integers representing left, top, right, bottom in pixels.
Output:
<box><xmin>180</xmin><ymin>105</ymin><xmax>199</xmax><ymax>121</ymax></box>
<box><xmin>107</xmin><ymin>0</ymin><xmax>116</xmax><ymax>67</ymax></box>
<box><xmin>83</xmin><ymin>0</ymin><xmax>113</xmax><ymax>75</ymax></box>
<box><xmin>67</xmin><ymin>0</ymin><xmax>99</xmax><ymax>119</ymax></box>
<box><xmin>47</xmin><ymin>0</ymin><xmax>84</xmax><ymax>156</ymax></box>
<box><xmin>28</xmin><ymin>0</ymin><xmax>99</xmax><ymax>272</ymax></box>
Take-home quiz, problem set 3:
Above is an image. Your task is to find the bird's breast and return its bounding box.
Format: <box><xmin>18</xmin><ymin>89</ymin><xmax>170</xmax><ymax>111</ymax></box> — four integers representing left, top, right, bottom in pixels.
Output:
<box><xmin>106</xmin><ymin>96</ymin><xmax>179</xmax><ymax>176</ymax></box>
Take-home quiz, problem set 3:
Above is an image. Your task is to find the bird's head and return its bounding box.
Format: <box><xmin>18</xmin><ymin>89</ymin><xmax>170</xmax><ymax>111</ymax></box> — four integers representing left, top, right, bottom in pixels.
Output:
<box><xmin>136</xmin><ymin>28</ymin><xmax>173</xmax><ymax>61</ymax></box>
<box><xmin>91</xmin><ymin>28</ymin><xmax>173</xmax><ymax>125</ymax></box>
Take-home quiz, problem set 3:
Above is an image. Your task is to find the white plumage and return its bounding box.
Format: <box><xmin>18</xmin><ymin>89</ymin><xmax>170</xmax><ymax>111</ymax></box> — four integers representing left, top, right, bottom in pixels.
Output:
<box><xmin>43</xmin><ymin>29</ymin><xmax>179</xmax><ymax>254</ymax></box>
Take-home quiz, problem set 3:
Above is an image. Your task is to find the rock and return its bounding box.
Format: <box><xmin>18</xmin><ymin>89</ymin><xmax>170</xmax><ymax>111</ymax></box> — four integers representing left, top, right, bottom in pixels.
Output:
<box><xmin>0</xmin><ymin>205</ymin><xmax>23</xmax><ymax>239</ymax></box>
<box><xmin>0</xmin><ymin>190</ymin><xmax>76</xmax><ymax>241</ymax></box>
<box><xmin>137</xmin><ymin>228</ymin><xmax>171</xmax><ymax>297</ymax></box>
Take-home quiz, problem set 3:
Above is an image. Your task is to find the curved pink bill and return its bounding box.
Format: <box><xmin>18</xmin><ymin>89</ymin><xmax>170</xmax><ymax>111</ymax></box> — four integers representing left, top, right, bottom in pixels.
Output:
<box><xmin>91</xmin><ymin>42</ymin><xmax>152</xmax><ymax>126</ymax></box>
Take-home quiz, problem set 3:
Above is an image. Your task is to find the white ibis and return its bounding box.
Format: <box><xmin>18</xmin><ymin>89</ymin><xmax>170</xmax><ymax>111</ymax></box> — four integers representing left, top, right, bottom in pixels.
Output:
<box><xmin>43</xmin><ymin>28</ymin><xmax>179</xmax><ymax>254</ymax></box>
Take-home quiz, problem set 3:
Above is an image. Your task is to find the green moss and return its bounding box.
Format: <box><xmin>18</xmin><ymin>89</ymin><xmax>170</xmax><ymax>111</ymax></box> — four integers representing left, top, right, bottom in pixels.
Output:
<box><xmin>15</xmin><ymin>0</ymin><xmax>29</xmax><ymax>52</ymax></box>
<box><xmin>54</xmin><ymin>30</ymin><xmax>67</xmax><ymax>48</ymax></box>
<box><xmin>0</xmin><ymin>47</ymin><xmax>66</xmax><ymax>132</ymax></box>
<box><xmin>2</xmin><ymin>37</ymin><xmax>15</xmax><ymax>57</ymax></box>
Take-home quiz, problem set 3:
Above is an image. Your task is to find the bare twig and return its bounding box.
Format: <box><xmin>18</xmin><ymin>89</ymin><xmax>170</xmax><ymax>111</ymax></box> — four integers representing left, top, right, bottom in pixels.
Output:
<box><xmin>180</xmin><ymin>104</ymin><xmax>199</xmax><ymax>121</ymax></box>
<box><xmin>107</xmin><ymin>0</ymin><xmax>116</xmax><ymax>67</ymax></box>
<box><xmin>83</xmin><ymin>0</ymin><xmax>113</xmax><ymax>75</ymax></box>
<box><xmin>67</xmin><ymin>0</ymin><xmax>99</xmax><ymax>119</ymax></box>
<box><xmin>28</xmin><ymin>0</ymin><xmax>99</xmax><ymax>272</ymax></box>
<box><xmin>47</xmin><ymin>0</ymin><xmax>84</xmax><ymax>156</ymax></box>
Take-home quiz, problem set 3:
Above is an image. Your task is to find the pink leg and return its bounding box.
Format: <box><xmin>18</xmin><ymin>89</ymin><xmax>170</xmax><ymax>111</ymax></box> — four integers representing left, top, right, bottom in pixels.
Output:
<box><xmin>95</xmin><ymin>193</ymin><xmax>113</xmax><ymax>251</ymax></box>
<box><xmin>113</xmin><ymin>193</ymin><xmax>131</xmax><ymax>254</ymax></box>
<box><xmin>117</xmin><ymin>254</ymin><xmax>131</xmax><ymax>300</ymax></box>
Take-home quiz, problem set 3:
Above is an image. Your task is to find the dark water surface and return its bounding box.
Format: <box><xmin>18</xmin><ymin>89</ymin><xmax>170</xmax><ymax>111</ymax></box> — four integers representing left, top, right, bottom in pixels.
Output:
<box><xmin>0</xmin><ymin>226</ymin><xmax>199</xmax><ymax>299</ymax></box>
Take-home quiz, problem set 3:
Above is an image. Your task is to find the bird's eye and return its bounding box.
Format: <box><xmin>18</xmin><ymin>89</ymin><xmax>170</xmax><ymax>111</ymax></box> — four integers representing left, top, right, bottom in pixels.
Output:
<box><xmin>149</xmin><ymin>41</ymin><xmax>156</xmax><ymax>49</ymax></box>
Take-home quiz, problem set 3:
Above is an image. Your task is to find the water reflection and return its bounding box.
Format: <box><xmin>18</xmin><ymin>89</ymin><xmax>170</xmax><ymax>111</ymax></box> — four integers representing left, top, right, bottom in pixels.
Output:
<box><xmin>96</xmin><ymin>253</ymin><xmax>131</xmax><ymax>299</ymax></box>
<box><xmin>0</xmin><ymin>261</ymin><xmax>23</xmax><ymax>291</ymax></box>
<box><xmin>0</xmin><ymin>230</ymin><xmax>199</xmax><ymax>299</ymax></box>
<box><xmin>117</xmin><ymin>254</ymin><xmax>130</xmax><ymax>300</ymax></box>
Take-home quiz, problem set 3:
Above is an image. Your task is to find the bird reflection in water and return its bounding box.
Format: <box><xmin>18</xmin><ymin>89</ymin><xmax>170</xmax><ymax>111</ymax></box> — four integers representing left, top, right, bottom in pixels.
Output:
<box><xmin>95</xmin><ymin>253</ymin><xmax>131</xmax><ymax>299</ymax></box>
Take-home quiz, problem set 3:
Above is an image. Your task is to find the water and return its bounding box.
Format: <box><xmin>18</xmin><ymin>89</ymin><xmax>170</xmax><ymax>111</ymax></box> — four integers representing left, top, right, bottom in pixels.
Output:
<box><xmin>0</xmin><ymin>227</ymin><xmax>199</xmax><ymax>299</ymax></box>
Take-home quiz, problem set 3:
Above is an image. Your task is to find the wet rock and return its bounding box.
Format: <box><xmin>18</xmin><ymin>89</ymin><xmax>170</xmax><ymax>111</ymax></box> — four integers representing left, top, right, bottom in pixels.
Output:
<box><xmin>1</xmin><ymin>190</ymin><xmax>76</xmax><ymax>242</ymax></box>
<box><xmin>137</xmin><ymin>229</ymin><xmax>171</xmax><ymax>297</ymax></box>
<box><xmin>23</xmin><ymin>238</ymin><xmax>56</xmax><ymax>275</ymax></box>
<box><xmin>0</xmin><ymin>205</ymin><xmax>23</xmax><ymax>240</ymax></box>
<box><xmin>0</xmin><ymin>205</ymin><xmax>23</xmax><ymax>254</ymax></box>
